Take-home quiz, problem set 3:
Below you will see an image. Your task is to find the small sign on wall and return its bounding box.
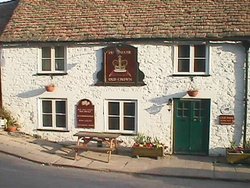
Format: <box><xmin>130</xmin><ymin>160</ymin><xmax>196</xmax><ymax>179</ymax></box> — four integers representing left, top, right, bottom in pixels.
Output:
<box><xmin>76</xmin><ymin>99</ymin><xmax>94</xmax><ymax>128</ymax></box>
<box><xmin>219</xmin><ymin>115</ymin><xmax>235</xmax><ymax>125</ymax></box>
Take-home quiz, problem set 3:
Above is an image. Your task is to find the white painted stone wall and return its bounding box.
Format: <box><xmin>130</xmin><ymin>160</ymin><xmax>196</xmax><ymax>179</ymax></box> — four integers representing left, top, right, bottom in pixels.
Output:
<box><xmin>0</xmin><ymin>41</ymin><xmax>246</xmax><ymax>155</ymax></box>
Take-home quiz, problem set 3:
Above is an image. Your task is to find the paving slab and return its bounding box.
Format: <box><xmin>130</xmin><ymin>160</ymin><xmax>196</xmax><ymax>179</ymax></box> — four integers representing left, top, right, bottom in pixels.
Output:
<box><xmin>0</xmin><ymin>130</ymin><xmax>250</xmax><ymax>182</ymax></box>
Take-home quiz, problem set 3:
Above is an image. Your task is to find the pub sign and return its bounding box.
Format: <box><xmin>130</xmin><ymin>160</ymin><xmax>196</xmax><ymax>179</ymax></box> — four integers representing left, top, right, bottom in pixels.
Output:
<box><xmin>96</xmin><ymin>44</ymin><xmax>145</xmax><ymax>86</ymax></box>
<box><xmin>219</xmin><ymin>115</ymin><xmax>235</xmax><ymax>125</ymax></box>
<box><xmin>76</xmin><ymin>99</ymin><xmax>94</xmax><ymax>128</ymax></box>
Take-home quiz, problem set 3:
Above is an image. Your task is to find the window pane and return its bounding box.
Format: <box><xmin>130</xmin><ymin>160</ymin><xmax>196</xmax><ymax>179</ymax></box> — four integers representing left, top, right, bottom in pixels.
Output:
<box><xmin>108</xmin><ymin>117</ymin><xmax>119</xmax><ymax>130</ymax></box>
<box><xmin>178</xmin><ymin>59</ymin><xmax>190</xmax><ymax>72</ymax></box>
<box><xmin>124</xmin><ymin>102</ymin><xmax>135</xmax><ymax>116</ymax></box>
<box><xmin>55</xmin><ymin>59</ymin><xmax>65</xmax><ymax>71</ymax></box>
<box><xmin>194</xmin><ymin>59</ymin><xmax>205</xmax><ymax>72</ymax></box>
<box><xmin>124</xmin><ymin>117</ymin><xmax>135</xmax><ymax>130</ymax></box>
<box><xmin>178</xmin><ymin>45</ymin><xmax>190</xmax><ymax>58</ymax></box>
<box><xmin>56</xmin><ymin>115</ymin><xmax>66</xmax><ymax>127</ymax></box>
<box><xmin>42</xmin><ymin>59</ymin><xmax>51</xmax><ymax>71</ymax></box>
<box><xmin>42</xmin><ymin>47</ymin><xmax>51</xmax><ymax>58</ymax></box>
<box><xmin>108</xmin><ymin>102</ymin><xmax>119</xmax><ymax>115</ymax></box>
<box><xmin>56</xmin><ymin>101</ymin><xmax>66</xmax><ymax>113</ymax></box>
<box><xmin>42</xmin><ymin>101</ymin><xmax>52</xmax><ymax>113</ymax></box>
<box><xmin>194</xmin><ymin>45</ymin><xmax>206</xmax><ymax>58</ymax></box>
<box><xmin>43</xmin><ymin>115</ymin><xmax>52</xmax><ymax>127</ymax></box>
<box><xmin>55</xmin><ymin>46</ymin><xmax>64</xmax><ymax>58</ymax></box>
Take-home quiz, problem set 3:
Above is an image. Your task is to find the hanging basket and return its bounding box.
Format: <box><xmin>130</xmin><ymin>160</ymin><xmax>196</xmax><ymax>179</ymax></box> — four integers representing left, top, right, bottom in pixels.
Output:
<box><xmin>45</xmin><ymin>84</ymin><xmax>56</xmax><ymax>92</ymax></box>
<box><xmin>187</xmin><ymin>90</ymin><xmax>199</xmax><ymax>97</ymax></box>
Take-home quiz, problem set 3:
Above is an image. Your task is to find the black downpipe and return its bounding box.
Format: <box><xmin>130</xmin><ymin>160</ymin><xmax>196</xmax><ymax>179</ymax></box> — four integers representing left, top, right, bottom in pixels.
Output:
<box><xmin>243</xmin><ymin>41</ymin><xmax>250</xmax><ymax>148</ymax></box>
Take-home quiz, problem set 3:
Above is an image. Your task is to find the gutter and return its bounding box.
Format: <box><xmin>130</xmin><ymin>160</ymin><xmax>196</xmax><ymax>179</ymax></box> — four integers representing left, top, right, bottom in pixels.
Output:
<box><xmin>243</xmin><ymin>40</ymin><xmax>250</xmax><ymax>148</ymax></box>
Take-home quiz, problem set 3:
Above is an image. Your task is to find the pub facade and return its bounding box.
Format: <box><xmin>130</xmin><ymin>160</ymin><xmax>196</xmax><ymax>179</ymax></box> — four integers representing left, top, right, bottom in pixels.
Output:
<box><xmin>0</xmin><ymin>0</ymin><xmax>249</xmax><ymax>156</ymax></box>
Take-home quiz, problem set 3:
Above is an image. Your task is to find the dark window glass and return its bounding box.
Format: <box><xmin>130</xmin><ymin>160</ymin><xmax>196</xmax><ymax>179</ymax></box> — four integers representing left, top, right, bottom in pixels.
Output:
<box><xmin>108</xmin><ymin>117</ymin><xmax>119</xmax><ymax>130</ymax></box>
<box><xmin>124</xmin><ymin>102</ymin><xmax>135</xmax><ymax>116</ymax></box>
<box><xmin>108</xmin><ymin>102</ymin><xmax>119</xmax><ymax>115</ymax></box>
<box><xmin>42</xmin><ymin>101</ymin><xmax>52</xmax><ymax>113</ymax></box>
<box><xmin>42</xmin><ymin>47</ymin><xmax>51</xmax><ymax>58</ymax></box>
<box><xmin>178</xmin><ymin>45</ymin><xmax>190</xmax><ymax>58</ymax></box>
<box><xmin>55</xmin><ymin>59</ymin><xmax>64</xmax><ymax>71</ymax></box>
<box><xmin>56</xmin><ymin>115</ymin><xmax>66</xmax><ymax>127</ymax></box>
<box><xmin>42</xmin><ymin>59</ymin><xmax>51</xmax><ymax>71</ymax></box>
<box><xmin>43</xmin><ymin>115</ymin><xmax>52</xmax><ymax>127</ymax></box>
<box><xmin>124</xmin><ymin>117</ymin><xmax>135</xmax><ymax>130</ymax></box>
<box><xmin>55</xmin><ymin>46</ymin><xmax>64</xmax><ymax>58</ymax></box>
<box><xmin>56</xmin><ymin>101</ymin><xmax>66</xmax><ymax>113</ymax></box>
<box><xmin>194</xmin><ymin>45</ymin><xmax>206</xmax><ymax>58</ymax></box>
<box><xmin>178</xmin><ymin>59</ymin><xmax>190</xmax><ymax>72</ymax></box>
<box><xmin>194</xmin><ymin>59</ymin><xmax>206</xmax><ymax>72</ymax></box>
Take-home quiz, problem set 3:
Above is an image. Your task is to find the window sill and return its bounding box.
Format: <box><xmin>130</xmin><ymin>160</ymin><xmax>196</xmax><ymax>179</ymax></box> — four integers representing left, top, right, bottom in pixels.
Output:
<box><xmin>171</xmin><ymin>74</ymin><xmax>211</xmax><ymax>77</ymax></box>
<box><xmin>34</xmin><ymin>73</ymin><xmax>68</xmax><ymax>76</ymax></box>
<box><xmin>37</xmin><ymin>129</ymin><xmax>69</xmax><ymax>132</ymax></box>
<box><xmin>105</xmin><ymin>131</ymin><xmax>137</xmax><ymax>136</ymax></box>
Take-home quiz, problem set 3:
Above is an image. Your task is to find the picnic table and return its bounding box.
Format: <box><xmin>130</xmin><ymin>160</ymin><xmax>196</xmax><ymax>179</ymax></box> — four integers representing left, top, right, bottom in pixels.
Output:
<box><xmin>73</xmin><ymin>131</ymin><xmax>121</xmax><ymax>162</ymax></box>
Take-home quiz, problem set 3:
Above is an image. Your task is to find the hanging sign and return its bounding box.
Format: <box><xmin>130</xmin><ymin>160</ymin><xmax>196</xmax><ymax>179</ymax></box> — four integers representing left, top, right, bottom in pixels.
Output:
<box><xmin>104</xmin><ymin>44</ymin><xmax>137</xmax><ymax>84</ymax></box>
<box><xmin>76</xmin><ymin>99</ymin><xmax>94</xmax><ymax>128</ymax></box>
<box><xmin>219</xmin><ymin>115</ymin><xmax>235</xmax><ymax>125</ymax></box>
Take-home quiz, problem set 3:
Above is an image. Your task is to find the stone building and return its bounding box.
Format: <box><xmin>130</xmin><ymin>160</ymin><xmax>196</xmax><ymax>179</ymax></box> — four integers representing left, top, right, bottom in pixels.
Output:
<box><xmin>0</xmin><ymin>0</ymin><xmax>249</xmax><ymax>156</ymax></box>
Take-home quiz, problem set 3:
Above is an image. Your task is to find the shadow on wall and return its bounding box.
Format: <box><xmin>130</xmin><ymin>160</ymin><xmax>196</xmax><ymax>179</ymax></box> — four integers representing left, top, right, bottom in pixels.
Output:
<box><xmin>146</xmin><ymin>92</ymin><xmax>186</xmax><ymax>115</ymax></box>
<box><xmin>232</xmin><ymin>44</ymin><xmax>245</xmax><ymax>145</ymax></box>
<box><xmin>17</xmin><ymin>88</ymin><xmax>45</xmax><ymax>98</ymax></box>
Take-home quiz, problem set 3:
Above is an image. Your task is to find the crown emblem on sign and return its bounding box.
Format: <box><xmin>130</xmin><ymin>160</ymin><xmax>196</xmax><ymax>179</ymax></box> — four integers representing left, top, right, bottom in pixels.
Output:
<box><xmin>112</xmin><ymin>55</ymin><xmax>128</xmax><ymax>72</ymax></box>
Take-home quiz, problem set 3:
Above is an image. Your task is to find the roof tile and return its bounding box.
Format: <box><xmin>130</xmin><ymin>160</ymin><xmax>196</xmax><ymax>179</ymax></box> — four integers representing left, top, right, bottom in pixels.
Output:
<box><xmin>0</xmin><ymin>0</ymin><xmax>249</xmax><ymax>42</ymax></box>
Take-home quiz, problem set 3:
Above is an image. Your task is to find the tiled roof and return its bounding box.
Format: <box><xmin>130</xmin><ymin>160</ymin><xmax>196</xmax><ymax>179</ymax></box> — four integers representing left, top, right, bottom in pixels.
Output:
<box><xmin>0</xmin><ymin>0</ymin><xmax>249</xmax><ymax>42</ymax></box>
<box><xmin>0</xmin><ymin>0</ymin><xmax>19</xmax><ymax>35</ymax></box>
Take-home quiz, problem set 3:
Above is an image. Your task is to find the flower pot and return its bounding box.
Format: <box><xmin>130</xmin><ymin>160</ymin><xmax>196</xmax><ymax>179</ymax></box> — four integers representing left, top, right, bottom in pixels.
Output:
<box><xmin>45</xmin><ymin>85</ymin><xmax>55</xmax><ymax>92</ymax></box>
<box><xmin>132</xmin><ymin>146</ymin><xmax>164</xmax><ymax>159</ymax></box>
<box><xmin>6</xmin><ymin>126</ymin><xmax>17</xmax><ymax>132</ymax></box>
<box><xmin>226</xmin><ymin>148</ymin><xmax>250</xmax><ymax>164</ymax></box>
<box><xmin>187</xmin><ymin>90</ymin><xmax>198</xmax><ymax>97</ymax></box>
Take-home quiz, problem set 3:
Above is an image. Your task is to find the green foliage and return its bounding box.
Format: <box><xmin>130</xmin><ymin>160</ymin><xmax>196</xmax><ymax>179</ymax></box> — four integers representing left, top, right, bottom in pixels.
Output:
<box><xmin>133</xmin><ymin>133</ymin><xmax>163</xmax><ymax>146</ymax></box>
<box><xmin>245</xmin><ymin>139</ymin><xmax>250</xmax><ymax>149</ymax></box>
<box><xmin>0</xmin><ymin>108</ymin><xmax>19</xmax><ymax>128</ymax></box>
<box><xmin>133</xmin><ymin>133</ymin><xmax>146</xmax><ymax>144</ymax></box>
<box><xmin>229</xmin><ymin>140</ymin><xmax>238</xmax><ymax>150</ymax></box>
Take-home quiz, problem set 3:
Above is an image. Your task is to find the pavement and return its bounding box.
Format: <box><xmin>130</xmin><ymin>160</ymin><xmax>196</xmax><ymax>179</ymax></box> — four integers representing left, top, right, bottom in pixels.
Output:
<box><xmin>0</xmin><ymin>129</ymin><xmax>250</xmax><ymax>182</ymax></box>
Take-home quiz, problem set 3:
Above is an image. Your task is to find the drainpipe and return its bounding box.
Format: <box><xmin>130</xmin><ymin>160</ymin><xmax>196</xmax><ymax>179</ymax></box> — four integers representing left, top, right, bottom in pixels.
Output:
<box><xmin>0</xmin><ymin>44</ymin><xmax>2</xmax><ymax>109</ymax></box>
<box><xmin>243</xmin><ymin>40</ymin><xmax>250</xmax><ymax>148</ymax></box>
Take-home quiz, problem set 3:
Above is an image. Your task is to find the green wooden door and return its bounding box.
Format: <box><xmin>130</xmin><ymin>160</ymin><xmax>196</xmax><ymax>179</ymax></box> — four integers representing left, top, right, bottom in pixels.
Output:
<box><xmin>174</xmin><ymin>99</ymin><xmax>210</xmax><ymax>155</ymax></box>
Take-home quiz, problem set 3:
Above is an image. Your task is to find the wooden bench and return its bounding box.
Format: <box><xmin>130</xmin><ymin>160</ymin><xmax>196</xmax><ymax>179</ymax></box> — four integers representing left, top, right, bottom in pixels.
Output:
<box><xmin>72</xmin><ymin>131</ymin><xmax>120</xmax><ymax>163</ymax></box>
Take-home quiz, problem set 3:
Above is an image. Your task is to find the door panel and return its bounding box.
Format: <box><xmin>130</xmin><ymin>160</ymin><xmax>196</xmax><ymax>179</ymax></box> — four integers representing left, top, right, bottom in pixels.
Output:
<box><xmin>174</xmin><ymin>99</ymin><xmax>210</xmax><ymax>155</ymax></box>
<box><xmin>174</xmin><ymin>100</ymin><xmax>191</xmax><ymax>153</ymax></box>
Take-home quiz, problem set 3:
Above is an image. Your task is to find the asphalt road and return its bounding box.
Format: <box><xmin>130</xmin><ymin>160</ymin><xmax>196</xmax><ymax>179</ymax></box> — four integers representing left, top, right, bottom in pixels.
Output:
<box><xmin>0</xmin><ymin>152</ymin><xmax>248</xmax><ymax>188</ymax></box>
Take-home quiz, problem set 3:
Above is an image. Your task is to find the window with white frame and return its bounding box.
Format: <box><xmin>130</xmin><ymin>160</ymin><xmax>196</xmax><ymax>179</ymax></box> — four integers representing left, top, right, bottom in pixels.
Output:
<box><xmin>40</xmin><ymin>98</ymin><xmax>67</xmax><ymax>130</ymax></box>
<box><xmin>106</xmin><ymin>100</ymin><xmax>137</xmax><ymax>134</ymax></box>
<box><xmin>174</xmin><ymin>44</ymin><xmax>209</xmax><ymax>75</ymax></box>
<box><xmin>40</xmin><ymin>46</ymin><xmax>66</xmax><ymax>73</ymax></box>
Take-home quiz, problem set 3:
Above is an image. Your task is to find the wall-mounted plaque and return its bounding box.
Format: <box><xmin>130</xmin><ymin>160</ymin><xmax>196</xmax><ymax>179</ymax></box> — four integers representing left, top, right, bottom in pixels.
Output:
<box><xmin>96</xmin><ymin>44</ymin><xmax>145</xmax><ymax>86</ymax></box>
<box><xmin>219</xmin><ymin>115</ymin><xmax>235</xmax><ymax>125</ymax></box>
<box><xmin>76</xmin><ymin>99</ymin><xmax>94</xmax><ymax>128</ymax></box>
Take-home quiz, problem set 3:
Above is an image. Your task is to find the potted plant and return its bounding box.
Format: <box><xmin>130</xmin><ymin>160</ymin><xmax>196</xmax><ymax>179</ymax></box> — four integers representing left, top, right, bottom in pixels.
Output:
<box><xmin>45</xmin><ymin>83</ymin><xmax>56</xmax><ymax>92</ymax></box>
<box><xmin>131</xmin><ymin>134</ymin><xmax>166</xmax><ymax>159</ymax></box>
<box><xmin>187</xmin><ymin>88</ymin><xmax>199</xmax><ymax>97</ymax></box>
<box><xmin>226</xmin><ymin>140</ymin><xmax>250</xmax><ymax>164</ymax></box>
<box><xmin>0</xmin><ymin>108</ymin><xmax>20</xmax><ymax>132</ymax></box>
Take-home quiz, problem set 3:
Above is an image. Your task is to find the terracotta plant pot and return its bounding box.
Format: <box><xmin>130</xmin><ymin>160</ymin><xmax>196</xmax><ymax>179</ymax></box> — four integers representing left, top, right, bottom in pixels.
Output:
<box><xmin>6</xmin><ymin>126</ymin><xmax>17</xmax><ymax>132</ymax></box>
<box><xmin>45</xmin><ymin>85</ymin><xmax>55</xmax><ymax>92</ymax></box>
<box><xmin>187</xmin><ymin>90</ymin><xmax>199</xmax><ymax>97</ymax></box>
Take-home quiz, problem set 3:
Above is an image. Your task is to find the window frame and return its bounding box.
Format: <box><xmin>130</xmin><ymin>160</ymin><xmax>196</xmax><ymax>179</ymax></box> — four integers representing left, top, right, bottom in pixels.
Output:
<box><xmin>38</xmin><ymin>98</ymin><xmax>68</xmax><ymax>131</ymax></box>
<box><xmin>173</xmin><ymin>44</ymin><xmax>210</xmax><ymax>75</ymax></box>
<box><xmin>38</xmin><ymin>46</ymin><xmax>67</xmax><ymax>74</ymax></box>
<box><xmin>105</xmin><ymin>99</ymin><xmax>138</xmax><ymax>134</ymax></box>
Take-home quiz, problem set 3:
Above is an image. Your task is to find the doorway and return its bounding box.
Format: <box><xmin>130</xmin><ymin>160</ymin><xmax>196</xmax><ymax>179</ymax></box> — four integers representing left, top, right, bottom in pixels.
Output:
<box><xmin>173</xmin><ymin>99</ymin><xmax>210</xmax><ymax>155</ymax></box>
